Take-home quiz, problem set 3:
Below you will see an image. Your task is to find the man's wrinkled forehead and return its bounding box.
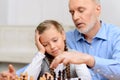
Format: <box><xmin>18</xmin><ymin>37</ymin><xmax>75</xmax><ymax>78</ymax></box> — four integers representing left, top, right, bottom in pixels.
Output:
<box><xmin>93</xmin><ymin>0</ymin><xmax>100</xmax><ymax>4</ymax></box>
<box><xmin>69</xmin><ymin>0</ymin><xmax>100</xmax><ymax>3</ymax></box>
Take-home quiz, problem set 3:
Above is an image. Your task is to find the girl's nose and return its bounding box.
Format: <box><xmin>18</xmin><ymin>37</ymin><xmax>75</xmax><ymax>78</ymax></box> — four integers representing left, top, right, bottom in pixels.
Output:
<box><xmin>50</xmin><ymin>43</ymin><xmax>55</xmax><ymax>49</ymax></box>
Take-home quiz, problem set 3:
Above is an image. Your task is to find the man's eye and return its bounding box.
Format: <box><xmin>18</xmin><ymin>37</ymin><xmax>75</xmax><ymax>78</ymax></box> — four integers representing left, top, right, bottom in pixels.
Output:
<box><xmin>70</xmin><ymin>11</ymin><xmax>74</xmax><ymax>16</ymax></box>
<box><xmin>78</xmin><ymin>8</ymin><xmax>85</xmax><ymax>13</ymax></box>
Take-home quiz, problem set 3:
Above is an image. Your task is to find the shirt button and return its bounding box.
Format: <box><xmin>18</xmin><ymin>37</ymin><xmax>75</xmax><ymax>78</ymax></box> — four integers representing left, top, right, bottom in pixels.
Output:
<box><xmin>110</xmin><ymin>75</ymin><xmax>114</xmax><ymax>78</ymax></box>
<box><xmin>96</xmin><ymin>69</ymin><xmax>100</xmax><ymax>72</ymax></box>
<box><xmin>104</xmin><ymin>74</ymin><xmax>107</xmax><ymax>77</ymax></box>
<box><xmin>90</xmin><ymin>46</ymin><xmax>92</xmax><ymax>48</ymax></box>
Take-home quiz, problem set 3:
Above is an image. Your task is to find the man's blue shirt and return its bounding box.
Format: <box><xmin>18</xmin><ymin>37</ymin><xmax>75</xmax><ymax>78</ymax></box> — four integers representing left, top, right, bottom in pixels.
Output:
<box><xmin>66</xmin><ymin>22</ymin><xmax>120</xmax><ymax>80</ymax></box>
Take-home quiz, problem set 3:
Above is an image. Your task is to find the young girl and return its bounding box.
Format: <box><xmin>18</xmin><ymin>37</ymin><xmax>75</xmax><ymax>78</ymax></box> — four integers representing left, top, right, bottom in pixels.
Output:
<box><xmin>23</xmin><ymin>20</ymin><xmax>91</xmax><ymax>80</ymax></box>
<box><xmin>0</xmin><ymin>20</ymin><xmax>91</xmax><ymax>80</ymax></box>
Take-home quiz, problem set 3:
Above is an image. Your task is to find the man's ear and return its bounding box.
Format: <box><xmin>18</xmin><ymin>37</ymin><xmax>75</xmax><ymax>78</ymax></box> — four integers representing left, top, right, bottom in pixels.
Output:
<box><xmin>96</xmin><ymin>4</ymin><xmax>101</xmax><ymax>17</ymax></box>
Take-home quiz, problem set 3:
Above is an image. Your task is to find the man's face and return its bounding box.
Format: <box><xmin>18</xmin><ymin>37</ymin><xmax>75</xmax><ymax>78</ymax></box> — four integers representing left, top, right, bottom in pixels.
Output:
<box><xmin>69</xmin><ymin>0</ymin><xmax>101</xmax><ymax>34</ymax></box>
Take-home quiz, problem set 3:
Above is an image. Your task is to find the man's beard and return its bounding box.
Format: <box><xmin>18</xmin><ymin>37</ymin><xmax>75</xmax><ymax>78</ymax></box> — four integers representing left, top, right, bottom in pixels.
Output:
<box><xmin>77</xmin><ymin>16</ymin><xmax>97</xmax><ymax>34</ymax></box>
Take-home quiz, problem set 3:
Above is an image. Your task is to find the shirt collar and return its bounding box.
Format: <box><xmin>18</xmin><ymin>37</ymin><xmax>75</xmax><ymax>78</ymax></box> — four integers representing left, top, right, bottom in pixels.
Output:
<box><xmin>75</xmin><ymin>21</ymin><xmax>107</xmax><ymax>42</ymax></box>
<box><xmin>74</xmin><ymin>29</ymin><xmax>85</xmax><ymax>41</ymax></box>
<box><xmin>95</xmin><ymin>21</ymin><xmax>107</xmax><ymax>40</ymax></box>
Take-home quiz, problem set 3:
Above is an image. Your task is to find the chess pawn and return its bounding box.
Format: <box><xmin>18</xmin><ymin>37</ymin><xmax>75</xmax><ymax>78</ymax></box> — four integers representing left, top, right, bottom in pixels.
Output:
<box><xmin>20</xmin><ymin>72</ymin><xmax>28</xmax><ymax>80</ymax></box>
<box><xmin>78</xmin><ymin>78</ymin><xmax>81</xmax><ymax>80</ymax></box>
<box><xmin>15</xmin><ymin>75</ymin><xmax>20</xmax><ymax>80</ymax></box>
<box><xmin>24</xmin><ymin>72</ymin><xmax>28</xmax><ymax>80</ymax></box>
<box><xmin>6</xmin><ymin>75</ymin><xmax>10</xmax><ymax>80</ymax></box>
<box><xmin>39</xmin><ymin>77</ymin><xmax>46</xmax><ymax>80</ymax></box>
<box><xmin>62</xmin><ymin>69</ymin><xmax>65</xmax><ymax>80</ymax></box>
<box><xmin>20</xmin><ymin>73</ymin><xmax>24</xmax><ymax>80</ymax></box>
<box><xmin>58</xmin><ymin>70</ymin><xmax>61</xmax><ymax>80</ymax></box>
<box><xmin>44</xmin><ymin>73</ymin><xmax>47</xmax><ymax>80</ymax></box>
<box><xmin>53</xmin><ymin>72</ymin><xmax>56</xmax><ymax>80</ymax></box>
<box><xmin>30</xmin><ymin>76</ymin><xmax>34</xmax><ymax>80</ymax></box>
<box><xmin>48</xmin><ymin>76</ymin><xmax>52</xmax><ymax>80</ymax></box>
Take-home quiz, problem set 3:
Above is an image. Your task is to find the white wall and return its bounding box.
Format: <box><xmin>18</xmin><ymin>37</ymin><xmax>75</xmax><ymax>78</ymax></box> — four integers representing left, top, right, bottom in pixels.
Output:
<box><xmin>0</xmin><ymin>0</ymin><xmax>73</xmax><ymax>26</ymax></box>
<box><xmin>101</xmin><ymin>0</ymin><xmax>120</xmax><ymax>26</ymax></box>
<box><xmin>0</xmin><ymin>0</ymin><xmax>120</xmax><ymax>26</ymax></box>
<box><xmin>0</xmin><ymin>0</ymin><xmax>8</xmax><ymax>24</ymax></box>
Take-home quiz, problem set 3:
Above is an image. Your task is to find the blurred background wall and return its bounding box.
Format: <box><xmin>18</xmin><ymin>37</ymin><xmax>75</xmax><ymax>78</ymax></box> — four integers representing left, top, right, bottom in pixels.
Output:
<box><xmin>0</xmin><ymin>0</ymin><xmax>120</xmax><ymax>72</ymax></box>
<box><xmin>0</xmin><ymin>0</ymin><xmax>120</xmax><ymax>26</ymax></box>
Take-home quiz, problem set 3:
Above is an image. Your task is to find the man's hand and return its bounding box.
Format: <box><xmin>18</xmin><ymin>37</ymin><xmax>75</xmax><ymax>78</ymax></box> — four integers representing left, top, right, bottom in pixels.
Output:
<box><xmin>50</xmin><ymin>51</ymin><xmax>95</xmax><ymax>69</ymax></box>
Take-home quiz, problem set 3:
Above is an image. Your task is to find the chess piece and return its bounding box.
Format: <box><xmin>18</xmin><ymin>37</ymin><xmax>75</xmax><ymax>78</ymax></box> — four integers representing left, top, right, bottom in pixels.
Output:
<box><xmin>62</xmin><ymin>69</ymin><xmax>65</xmax><ymax>80</ymax></box>
<box><xmin>78</xmin><ymin>78</ymin><xmax>81</xmax><ymax>80</ymax></box>
<box><xmin>44</xmin><ymin>73</ymin><xmax>47</xmax><ymax>80</ymax></box>
<box><xmin>39</xmin><ymin>77</ymin><xmax>46</xmax><ymax>80</ymax></box>
<box><xmin>53</xmin><ymin>72</ymin><xmax>56</xmax><ymax>80</ymax></box>
<box><xmin>30</xmin><ymin>76</ymin><xmax>34</xmax><ymax>80</ymax></box>
<box><xmin>48</xmin><ymin>76</ymin><xmax>51</xmax><ymax>80</ymax></box>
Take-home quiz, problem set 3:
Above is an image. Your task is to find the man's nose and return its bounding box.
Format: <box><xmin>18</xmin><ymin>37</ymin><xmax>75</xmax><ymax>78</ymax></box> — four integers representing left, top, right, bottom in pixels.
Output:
<box><xmin>73</xmin><ymin>11</ymin><xmax>80</xmax><ymax>21</ymax></box>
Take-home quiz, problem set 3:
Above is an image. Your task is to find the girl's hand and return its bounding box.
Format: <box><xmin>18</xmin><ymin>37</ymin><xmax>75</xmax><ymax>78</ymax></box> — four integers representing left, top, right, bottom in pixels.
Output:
<box><xmin>35</xmin><ymin>30</ymin><xmax>45</xmax><ymax>54</ymax></box>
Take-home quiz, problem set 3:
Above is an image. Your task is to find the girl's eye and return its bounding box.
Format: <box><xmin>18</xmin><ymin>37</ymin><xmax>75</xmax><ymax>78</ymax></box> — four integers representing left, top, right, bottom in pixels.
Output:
<box><xmin>53</xmin><ymin>39</ymin><xmax>58</xmax><ymax>42</ymax></box>
<box><xmin>42</xmin><ymin>43</ymin><xmax>48</xmax><ymax>47</ymax></box>
<box><xmin>43</xmin><ymin>44</ymin><xmax>47</xmax><ymax>47</ymax></box>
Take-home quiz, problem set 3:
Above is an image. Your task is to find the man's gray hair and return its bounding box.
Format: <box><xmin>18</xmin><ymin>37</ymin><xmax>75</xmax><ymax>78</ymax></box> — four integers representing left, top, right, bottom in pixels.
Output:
<box><xmin>95</xmin><ymin>0</ymin><xmax>100</xmax><ymax>4</ymax></box>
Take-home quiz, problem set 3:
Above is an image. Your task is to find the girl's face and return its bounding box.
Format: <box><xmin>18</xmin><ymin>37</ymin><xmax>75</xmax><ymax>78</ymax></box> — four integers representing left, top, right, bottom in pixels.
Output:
<box><xmin>40</xmin><ymin>25</ymin><xmax>66</xmax><ymax>57</ymax></box>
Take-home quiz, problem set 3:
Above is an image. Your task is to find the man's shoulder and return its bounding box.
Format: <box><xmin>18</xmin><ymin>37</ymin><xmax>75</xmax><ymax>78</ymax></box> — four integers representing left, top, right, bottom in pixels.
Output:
<box><xmin>102</xmin><ymin>22</ymin><xmax>120</xmax><ymax>33</ymax></box>
<box><xmin>66</xmin><ymin>29</ymin><xmax>76</xmax><ymax>41</ymax></box>
<box><xmin>103</xmin><ymin>22</ymin><xmax>120</xmax><ymax>30</ymax></box>
<box><xmin>66</xmin><ymin>29</ymin><xmax>77</xmax><ymax>36</ymax></box>
<box><xmin>102</xmin><ymin>22</ymin><xmax>120</xmax><ymax>40</ymax></box>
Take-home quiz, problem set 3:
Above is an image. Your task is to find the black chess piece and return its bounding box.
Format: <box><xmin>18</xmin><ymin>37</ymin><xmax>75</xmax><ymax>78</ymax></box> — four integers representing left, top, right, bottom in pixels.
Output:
<box><xmin>58</xmin><ymin>70</ymin><xmax>62</xmax><ymax>80</ymax></box>
<box><xmin>78</xmin><ymin>78</ymin><xmax>81</xmax><ymax>80</ymax></box>
<box><xmin>48</xmin><ymin>76</ymin><xmax>51</xmax><ymax>80</ymax></box>
<box><xmin>44</xmin><ymin>73</ymin><xmax>47</xmax><ymax>80</ymax></box>
<box><xmin>62</xmin><ymin>69</ymin><xmax>65</xmax><ymax>80</ymax></box>
<box><xmin>53</xmin><ymin>72</ymin><xmax>56</xmax><ymax>80</ymax></box>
